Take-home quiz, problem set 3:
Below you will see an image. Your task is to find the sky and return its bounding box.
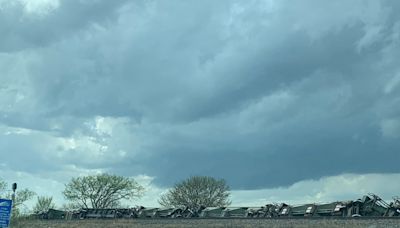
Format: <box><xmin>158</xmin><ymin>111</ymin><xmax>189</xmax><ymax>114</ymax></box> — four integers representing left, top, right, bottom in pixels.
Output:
<box><xmin>0</xmin><ymin>0</ymin><xmax>400</xmax><ymax>209</ymax></box>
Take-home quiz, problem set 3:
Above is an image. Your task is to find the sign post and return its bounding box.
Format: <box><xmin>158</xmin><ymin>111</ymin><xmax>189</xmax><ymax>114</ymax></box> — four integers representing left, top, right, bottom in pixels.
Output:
<box><xmin>0</xmin><ymin>183</ymin><xmax>17</xmax><ymax>228</ymax></box>
<box><xmin>0</xmin><ymin>198</ymin><xmax>12</xmax><ymax>228</ymax></box>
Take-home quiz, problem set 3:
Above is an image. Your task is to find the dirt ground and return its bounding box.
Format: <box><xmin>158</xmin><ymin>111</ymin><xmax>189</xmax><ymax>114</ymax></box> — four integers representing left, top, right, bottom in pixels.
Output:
<box><xmin>10</xmin><ymin>218</ymin><xmax>400</xmax><ymax>228</ymax></box>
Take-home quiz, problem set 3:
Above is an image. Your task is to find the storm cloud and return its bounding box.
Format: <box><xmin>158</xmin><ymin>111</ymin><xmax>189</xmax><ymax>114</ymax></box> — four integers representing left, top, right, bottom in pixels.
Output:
<box><xmin>1</xmin><ymin>0</ymin><xmax>400</xmax><ymax>201</ymax></box>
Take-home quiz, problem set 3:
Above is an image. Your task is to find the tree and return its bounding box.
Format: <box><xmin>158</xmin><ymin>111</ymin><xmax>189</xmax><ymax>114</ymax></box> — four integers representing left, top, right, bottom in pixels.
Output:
<box><xmin>0</xmin><ymin>179</ymin><xmax>36</xmax><ymax>218</ymax></box>
<box><xmin>5</xmin><ymin>189</ymin><xmax>36</xmax><ymax>218</ymax></box>
<box><xmin>159</xmin><ymin>176</ymin><xmax>231</xmax><ymax>210</ymax></box>
<box><xmin>63</xmin><ymin>173</ymin><xmax>144</xmax><ymax>209</ymax></box>
<box><xmin>0</xmin><ymin>179</ymin><xmax>6</xmax><ymax>194</ymax></box>
<box><xmin>7</xmin><ymin>189</ymin><xmax>36</xmax><ymax>209</ymax></box>
<box><xmin>33</xmin><ymin>196</ymin><xmax>56</xmax><ymax>213</ymax></box>
<box><xmin>60</xmin><ymin>202</ymin><xmax>81</xmax><ymax>211</ymax></box>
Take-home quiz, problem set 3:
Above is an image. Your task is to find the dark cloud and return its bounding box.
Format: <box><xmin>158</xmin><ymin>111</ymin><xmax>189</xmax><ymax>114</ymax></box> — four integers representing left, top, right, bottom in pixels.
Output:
<box><xmin>0</xmin><ymin>0</ymin><xmax>130</xmax><ymax>52</ymax></box>
<box><xmin>0</xmin><ymin>0</ymin><xmax>399</xmax><ymax>190</ymax></box>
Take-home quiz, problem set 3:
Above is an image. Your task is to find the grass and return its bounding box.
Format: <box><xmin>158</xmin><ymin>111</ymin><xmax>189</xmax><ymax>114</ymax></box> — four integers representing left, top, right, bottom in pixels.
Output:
<box><xmin>10</xmin><ymin>218</ymin><xmax>400</xmax><ymax>228</ymax></box>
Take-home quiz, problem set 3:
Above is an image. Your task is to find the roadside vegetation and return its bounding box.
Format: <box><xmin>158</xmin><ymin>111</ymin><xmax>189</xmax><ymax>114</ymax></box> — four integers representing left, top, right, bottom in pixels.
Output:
<box><xmin>1</xmin><ymin>174</ymin><xmax>231</xmax><ymax>220</ymax></box>
<box><xmin>10</xmin><ymin>218</ymin><xmax>400</xmax><ymax>228</ymax></box>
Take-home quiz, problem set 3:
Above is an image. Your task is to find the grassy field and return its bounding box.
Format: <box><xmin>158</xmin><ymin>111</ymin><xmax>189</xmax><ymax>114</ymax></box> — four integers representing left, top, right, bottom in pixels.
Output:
<box><xmin>10</xmin><ymin>218</ymin><xmax>400</xmax><ymax>228</ymax></box>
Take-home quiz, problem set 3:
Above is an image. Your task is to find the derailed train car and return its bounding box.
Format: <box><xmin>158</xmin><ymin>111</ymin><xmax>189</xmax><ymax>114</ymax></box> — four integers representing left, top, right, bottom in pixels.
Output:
<box><xmin>33</xmin><ymin>194</ymin><xmax>400</xmax><ymax>219</ymax></box>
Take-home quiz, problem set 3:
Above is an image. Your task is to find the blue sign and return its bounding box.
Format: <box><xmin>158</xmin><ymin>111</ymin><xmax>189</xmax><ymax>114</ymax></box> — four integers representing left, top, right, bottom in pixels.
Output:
<box><xmin>0</xmin><ymin>198</ymin><xmax>12</xmax><ymax>228</ymax></box>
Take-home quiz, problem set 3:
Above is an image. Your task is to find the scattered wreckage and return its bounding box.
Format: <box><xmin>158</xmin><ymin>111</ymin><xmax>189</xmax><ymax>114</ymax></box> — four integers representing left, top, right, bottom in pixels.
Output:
<box><xmin>32</xmin><ymin>194</ymin><xmax>400</xmax><ymax>220</ymax></box>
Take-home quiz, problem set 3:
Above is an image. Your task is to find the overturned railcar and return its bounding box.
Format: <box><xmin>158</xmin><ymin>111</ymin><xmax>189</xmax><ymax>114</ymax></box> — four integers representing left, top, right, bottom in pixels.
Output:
<box><xmin>34</xmin><ymin>194</ymin><xmax>400</xmax><ymax>220</ymax></box>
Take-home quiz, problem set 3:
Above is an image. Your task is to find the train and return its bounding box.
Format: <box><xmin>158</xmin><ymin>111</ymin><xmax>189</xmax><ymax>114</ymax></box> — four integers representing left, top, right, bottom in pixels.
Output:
<box><xmin>33</xmin><ymin>194</ymin><xmax>400</xmax><ymax>220</ymax></box>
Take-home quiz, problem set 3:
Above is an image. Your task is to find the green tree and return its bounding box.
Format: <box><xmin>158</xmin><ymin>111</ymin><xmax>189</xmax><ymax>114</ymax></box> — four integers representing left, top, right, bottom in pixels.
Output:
<box><xmin>33</xmin><ymin>196</ymin><xmax>56</xmax><ymax>213</ymax></box>
<box><xmin>63</xmin><ymin>173</ymin><xmax>144</xmax><ymax>209</ymax></box>
<box><xmin>159</xmin><ymin>176</ymin><xmax>231</xmax><ymax>210</ymax></box>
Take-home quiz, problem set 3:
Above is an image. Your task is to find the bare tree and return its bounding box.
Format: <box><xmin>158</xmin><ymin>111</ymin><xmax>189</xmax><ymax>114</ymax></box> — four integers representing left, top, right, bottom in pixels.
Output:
<box><xmin>33</xmin><ymin>196</ymin><xmax>56</xmax><ymax>213</ymax></box>
<box><xmin>63</xmin><ymin>173</ymin><xmax>144</xmax><ymax>209</ymax></box>
<box><xmin>5</xmin><ymin>190</ymin><xmax>36</xmax><ymax>218</ymax></box>
<box><xmin>9</xmin><ymin>189</ymin><xmax>36</xmax><ymax>209</ymax></box>
<box><xmin>159</xmin><ymin>176</ymin><xmax>231</xmax><ymax>210</ymax></box>
<box><xmin>60</xmin><ymin>202</ymin><xmax>81</xmax><ymax>211</ymax></box>
<box><xmin>0</xmin><ymin>179</ymin><xmax>6</xmax><ymax>194</ymax></box>
<box><xmin>0</xmin><ymin>179</ymin><xmax>36</xmax><ymax>217</ymax></box>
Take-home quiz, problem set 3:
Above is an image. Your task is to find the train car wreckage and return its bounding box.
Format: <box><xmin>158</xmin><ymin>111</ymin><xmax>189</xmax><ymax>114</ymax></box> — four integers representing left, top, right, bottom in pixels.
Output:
<box><xmin>33</xmin><ymin>194</ymin><xmax>400</xmax><ymax>219</ymax></box>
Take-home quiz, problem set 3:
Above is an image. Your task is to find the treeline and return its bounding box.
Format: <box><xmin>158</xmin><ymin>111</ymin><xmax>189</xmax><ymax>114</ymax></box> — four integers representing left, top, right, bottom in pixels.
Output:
<box><xmin>0</xmin><ymin>174</ymin><xmax>230</xmax><ymax>217</ymax></box>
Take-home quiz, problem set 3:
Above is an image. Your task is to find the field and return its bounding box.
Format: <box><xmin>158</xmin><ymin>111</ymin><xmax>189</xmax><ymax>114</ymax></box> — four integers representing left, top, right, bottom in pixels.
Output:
<box><xmin>10</xmin><ymin>218</ymin><xmax>400</xmax><ymax>228</ymax></box>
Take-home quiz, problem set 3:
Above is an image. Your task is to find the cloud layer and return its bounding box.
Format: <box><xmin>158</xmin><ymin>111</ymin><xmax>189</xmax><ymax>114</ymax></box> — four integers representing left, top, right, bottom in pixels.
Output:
<box><xmin>1</xmin><ymin>0</ymin><xmax>400</xmax><ymax>201</ymax></box>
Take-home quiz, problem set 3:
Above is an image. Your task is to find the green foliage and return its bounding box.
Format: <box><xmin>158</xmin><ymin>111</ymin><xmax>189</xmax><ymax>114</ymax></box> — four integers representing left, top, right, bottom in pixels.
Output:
<box><xmin>63</xmin><ymin>173</ymin><xmax>144</xmax><ymax>209</ymax></box>
<box><xmin>33</xmin><ymin>196</ymin><xmax>56</xmax><ymax>213</ymax></box>
<box><xmin>159</xmin><ymin>176</ymin><xmax>231</xmax><ymax>210</ymax></box>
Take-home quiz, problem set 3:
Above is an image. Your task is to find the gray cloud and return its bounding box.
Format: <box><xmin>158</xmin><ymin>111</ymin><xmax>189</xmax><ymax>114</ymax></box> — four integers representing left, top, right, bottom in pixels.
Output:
<box><xmin>0</xmin><ymin>0</ymin><xmax>130</xmax><ymax>52</ymax></box>
<box><xmin>0</xmin><ymin>0</ymin><xmax>400</xmax><ymax>191</ymax></box>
